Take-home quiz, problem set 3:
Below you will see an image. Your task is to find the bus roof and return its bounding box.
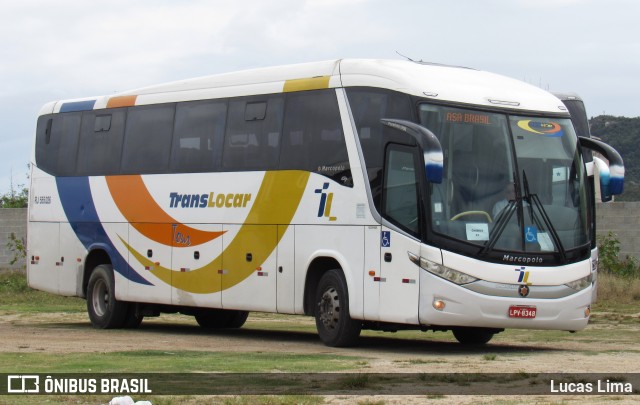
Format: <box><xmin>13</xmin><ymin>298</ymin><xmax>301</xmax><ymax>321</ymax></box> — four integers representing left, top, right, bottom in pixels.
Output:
<box><xmin>41</xmin><ymin>59</ymin><xmax>568</xmax><ymax>116</ymax></box>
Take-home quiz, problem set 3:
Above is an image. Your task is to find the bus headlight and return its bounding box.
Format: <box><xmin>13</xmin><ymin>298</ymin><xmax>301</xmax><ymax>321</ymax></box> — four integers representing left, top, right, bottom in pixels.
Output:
<box><xmin>419</xmin><ymin>258</ymin><xmax>478</xmax><ymax>285</ymax></box>
<box><xmin>565</xmin><ymin>274</ymin><xmax>593</xmax><ymax>291</ymax></box>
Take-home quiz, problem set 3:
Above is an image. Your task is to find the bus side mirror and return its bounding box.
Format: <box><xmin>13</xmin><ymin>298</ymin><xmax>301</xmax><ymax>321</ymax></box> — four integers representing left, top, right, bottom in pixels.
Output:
<box><xmin>380</xmin><ymin>119</ymin><xmax>444</xmax><ymax>183</ymax></box>
<box><xmin>579</xmin><ymin>136</ymin><xmax>624</xmax><ymax>200</ymax></box>
<box><xmin>593</xmin><ymin>157</ymin><xmax>613</xmax><ymax>202</ymax></box>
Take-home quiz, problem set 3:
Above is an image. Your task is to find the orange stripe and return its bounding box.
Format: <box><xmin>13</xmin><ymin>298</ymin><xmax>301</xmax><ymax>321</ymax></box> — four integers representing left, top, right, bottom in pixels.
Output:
<box><xmin>107</xmin><ymin>95</ymin><xmax>138</xmax><ymax>108</ymax></box>
<box><xmin>106</xmin><ymin>175</ymin><xmax>225</xmax><ymax>247</ymax></box>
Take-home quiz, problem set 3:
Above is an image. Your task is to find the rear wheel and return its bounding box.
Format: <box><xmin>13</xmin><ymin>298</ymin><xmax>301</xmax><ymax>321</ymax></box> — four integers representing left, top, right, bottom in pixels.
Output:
<box><xmin>315</xmin><ymin>269</ymin><xmax>361</xmax><ymax>347</ymax></box>
<box><xmin>195</xmin><ymin>309</ymin><xmax>249</xmax><ymax>329</ymax></box>
<box><xmin>86</xmin><ymin>264</ymin><xmax>128</xmax><ymax>329</ymax></box>
<box><xmin>452</xmin><ymin>327</ymin><xmax>496</xmax><ymax>345</ymax></box>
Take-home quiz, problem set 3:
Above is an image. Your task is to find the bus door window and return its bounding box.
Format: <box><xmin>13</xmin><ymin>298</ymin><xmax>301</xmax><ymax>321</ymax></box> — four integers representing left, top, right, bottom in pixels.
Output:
<box><xmin>382</xmin><ymin>144</ymin><xmax>421</xmax><ymax>237</ymax></box>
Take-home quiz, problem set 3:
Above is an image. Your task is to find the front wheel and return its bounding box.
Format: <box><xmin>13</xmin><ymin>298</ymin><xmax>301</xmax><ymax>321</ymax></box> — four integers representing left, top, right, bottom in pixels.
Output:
<box><xmin>315</xmin><ymin>269</ymin><xmax>361</xmax><ymax>347</ymax></box>
<box><xmin>86</xmin><ymin>264</ymin><xmax>128</xmax><ymax>329</ymax></box>
<box><xmin>452</xmin><ymin>327</ymin><xmax>496</xmax><ymax>345</ymax></box>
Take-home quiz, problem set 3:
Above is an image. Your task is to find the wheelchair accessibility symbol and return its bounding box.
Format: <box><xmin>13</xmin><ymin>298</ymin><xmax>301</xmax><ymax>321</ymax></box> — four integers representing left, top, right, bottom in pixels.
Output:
<box><xmin>525</xmin><ymin>226</ymin><xmax>538</xmax><ymax>243</ymax></box>
<box><xmin>381</xmin><ymin>231</ymin><xmax>391</xmax><ymax>247</ymax></box>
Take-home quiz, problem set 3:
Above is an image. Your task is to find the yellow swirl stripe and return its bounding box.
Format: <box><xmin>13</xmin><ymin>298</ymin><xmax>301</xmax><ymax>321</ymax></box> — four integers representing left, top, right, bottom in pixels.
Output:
<box><xmin>120</xmin><ymin>171</ymin><xmax>310</xmax><ymax>294</ymax></box>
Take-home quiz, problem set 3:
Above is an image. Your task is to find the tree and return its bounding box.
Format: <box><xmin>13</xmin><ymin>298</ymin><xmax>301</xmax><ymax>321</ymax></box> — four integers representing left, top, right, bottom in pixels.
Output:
<box><xmin>1</xmin><ymin>166</ymin><xmax>29</xmax><ymax>208</ymax></box>
<box><xmin>0</xmin><ymin>186</ymin><xmax>28</xmax><ymax>208</ymax></box>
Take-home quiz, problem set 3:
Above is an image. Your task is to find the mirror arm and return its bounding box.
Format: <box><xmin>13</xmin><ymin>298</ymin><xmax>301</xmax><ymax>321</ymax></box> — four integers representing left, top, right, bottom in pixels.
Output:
<box><xmin>380</xmin><ymin>119</ymin><xmax>444</xmax><ymax>183</ymax></box>
<box><xmin>579</xmin><ymin>136</ymin><xmax>624</xmax><ymax>195</ymax></box>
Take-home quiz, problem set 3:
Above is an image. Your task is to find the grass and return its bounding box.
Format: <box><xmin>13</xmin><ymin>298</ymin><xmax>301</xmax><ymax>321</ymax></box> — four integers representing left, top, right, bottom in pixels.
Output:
<box><xmin>0</xmin><ymin>350</ymin><xmax>362</xmax><ymax>373</ymax></box>
<box><xmin>0</xmin><ymin>269</ymin><xmax>85</xmax><ymax>313</ymax></box>
<box><xmin>593</xmin><ymin>272</ymin><xmax>640</xmax><ymax>313</ymax></box>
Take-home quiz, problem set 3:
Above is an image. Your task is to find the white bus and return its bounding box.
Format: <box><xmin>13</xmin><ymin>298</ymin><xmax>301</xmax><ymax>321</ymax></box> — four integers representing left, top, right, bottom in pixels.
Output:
<box><xmin>28</xmin><ymin>59</ymin><xmax>624</xmax><ymax>346</ymax></box>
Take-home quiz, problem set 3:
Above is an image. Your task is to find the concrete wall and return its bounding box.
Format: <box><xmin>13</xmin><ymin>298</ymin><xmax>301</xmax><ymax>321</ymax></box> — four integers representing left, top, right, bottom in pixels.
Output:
<box><xmin>0</xmin><ymin>208</ymin><xmax>27</xmax><ymax>269</ymax></box>
<box><xmin>1</xmin><ymin>203</ymin><xmax>638</xmax><ymax>268</ymax></box>
<box><xmin>595</xmin><ymin>202</ymin><xmax>640</xmax><ymax>261</ymax></box>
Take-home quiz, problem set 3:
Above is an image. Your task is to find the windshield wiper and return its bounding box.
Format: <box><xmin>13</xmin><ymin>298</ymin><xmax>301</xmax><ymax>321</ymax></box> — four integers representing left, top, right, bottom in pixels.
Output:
<box><xmin>479</xmin><ymin>199</ymin><xmax>517</xmax><ymax>257</ymax></box>
<box><xmin>522</xmin><ymin>171</ymin><xmax>566</xmax><ymax>262</ymax></box>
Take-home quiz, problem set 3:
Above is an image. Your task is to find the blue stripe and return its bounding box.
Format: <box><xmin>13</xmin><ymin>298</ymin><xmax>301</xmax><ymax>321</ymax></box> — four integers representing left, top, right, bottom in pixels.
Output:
<box><xmin>60</xmin><ymin>100</ymin><xmax>96</xmax><ymax>113</ymax></box>
<box><xmin>56</xmin><ymin>176</ymin><xmax>152</xmax><ymax>285</ymax></box>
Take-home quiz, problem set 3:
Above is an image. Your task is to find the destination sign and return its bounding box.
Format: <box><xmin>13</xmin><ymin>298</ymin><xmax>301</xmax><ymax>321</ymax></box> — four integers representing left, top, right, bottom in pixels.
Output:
<box><xmin>445</xmin><ymin>112</ymin><xmax>491</xmax><ymax>125</ymax></box>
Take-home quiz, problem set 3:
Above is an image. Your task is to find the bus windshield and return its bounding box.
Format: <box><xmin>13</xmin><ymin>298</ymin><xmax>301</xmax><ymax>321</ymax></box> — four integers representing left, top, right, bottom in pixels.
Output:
<box><xmin>419</xmin><ymin>104</ymin><xmax>589</xmax><ymax>258</ymax></box>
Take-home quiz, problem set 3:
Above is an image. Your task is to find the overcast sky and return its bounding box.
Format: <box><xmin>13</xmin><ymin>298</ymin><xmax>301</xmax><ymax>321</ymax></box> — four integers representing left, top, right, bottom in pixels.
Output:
<box><xmin>1</xmin><ymin>0</ymin><xmax>639</xmax><ymax>194</ymax></box>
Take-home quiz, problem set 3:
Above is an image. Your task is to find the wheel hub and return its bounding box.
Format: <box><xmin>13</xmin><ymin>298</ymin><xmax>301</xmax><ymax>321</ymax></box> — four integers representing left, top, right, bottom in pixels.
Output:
<box><xmin>318</xmin><ymin>287</ymin><xmax>340</xmax><ymax>330</ymax></box>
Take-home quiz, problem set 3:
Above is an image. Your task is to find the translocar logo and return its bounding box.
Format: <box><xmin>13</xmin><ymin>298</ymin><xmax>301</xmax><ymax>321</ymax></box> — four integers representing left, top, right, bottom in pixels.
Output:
<box><xmin>315</xmin><ymin>182</ymin><xmax>337</xmax><ymax>221</ymax></box>
<box><xmin>169</xmin><ymin>192</ymin><xmax>252</xmax><ymax>208</ymax></box>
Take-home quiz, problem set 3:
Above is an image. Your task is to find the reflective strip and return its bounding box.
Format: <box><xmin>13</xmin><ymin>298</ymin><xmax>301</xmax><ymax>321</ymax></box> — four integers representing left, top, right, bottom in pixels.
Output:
<box><xmin>283</xmin><ymin>76</ymin><xmax>331</xmax><ymax>92</ymax></box>
<box><xmin>60</xmin><ymin>100</ymin><xmax>96</xmax><ymax>112</ymax></box>
<box><xmin>107</xmin><ymin>95</ymin><xmax>138</xmax><ymax>108</ymax></box>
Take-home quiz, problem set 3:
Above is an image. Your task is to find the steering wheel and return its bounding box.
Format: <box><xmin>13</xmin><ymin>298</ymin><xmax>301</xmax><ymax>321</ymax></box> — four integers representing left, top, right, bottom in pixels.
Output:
<box><xmin>450</xmin><ymin>211</ymin><xmax>492</xmax><ymax>223</ymax></box>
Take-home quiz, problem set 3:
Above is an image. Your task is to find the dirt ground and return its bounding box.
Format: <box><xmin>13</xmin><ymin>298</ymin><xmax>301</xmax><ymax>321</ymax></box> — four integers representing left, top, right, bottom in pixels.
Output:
<box><xmin>2</xmin><ymin>310</ymin><xmax>639</xmax><ymax>403</ymax></box>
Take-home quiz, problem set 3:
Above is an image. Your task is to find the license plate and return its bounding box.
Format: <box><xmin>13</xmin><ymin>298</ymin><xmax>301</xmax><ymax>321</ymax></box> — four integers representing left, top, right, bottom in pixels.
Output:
<box><xmin>508</xmin><ymin>305</ymin><xmax>537</xmax><ymax>319</ymax></box>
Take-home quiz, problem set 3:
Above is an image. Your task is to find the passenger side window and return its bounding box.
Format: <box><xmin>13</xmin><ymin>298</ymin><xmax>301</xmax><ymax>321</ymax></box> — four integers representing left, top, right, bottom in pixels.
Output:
<box><xmin>171</xmin><ymin>100</ymin><xmax>226</xmax><ymax>173</ymax></box>
<box><xmin>346</xmin><ymin>88</ymin><xmax>413</xmax><ymax>208</ymax></box>
<box><xmin>222</xmin><ymin>95</ymin><xmax>284</xmax><ymax>171</ymax></box>
<box><xmin>280</xmin><ymin>89</ymin><xmax>352</xmax><ymax>186</ymax></box>
<box><xmin>121</xmin><ymin>104</ymin><xmax>175</xmax><ymax>174</ymax></box>
<box><xmin>77</xmin><ymin>109</ymin><xmax>126</xmax><ymax>175</ymax></box>
<box><xmin>35</xmin><ymin>113</ymin><xmax>81</xmax><ymax>176</ymax></box>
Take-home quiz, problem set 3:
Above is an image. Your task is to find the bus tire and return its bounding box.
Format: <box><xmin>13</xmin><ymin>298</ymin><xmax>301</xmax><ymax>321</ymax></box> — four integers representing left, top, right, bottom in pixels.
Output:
<box><xmin>226</xmin><ymin>310</ymin><xmax>249</xmax><ymax>328</ymax></box>
<box><xmin>86</xmin><ymin>264</ymin><xmax>128</xmax><ymax>329</ymax></box>
<box><xmin>452</xmin><ymin>327</ymin><xmax>495</xmax><ymax>345</ymax></box>
<box><xmin>315</xmin><ymin>269</ymin><xmax>361</xmax><ymax>347</ymax></box>
<box><xmin>195</xmin><ymin>309</ymin><xmax>249</xmax><ymax>329</ymax></box>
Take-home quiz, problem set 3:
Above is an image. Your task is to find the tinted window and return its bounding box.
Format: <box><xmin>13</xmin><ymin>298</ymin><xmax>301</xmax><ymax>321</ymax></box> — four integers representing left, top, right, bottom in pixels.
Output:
<box><xmin>223</xmin><ymin>95</ymin><xmax>284</xmax><ymax>171</ymax></box>
<box><xmin>35</xmin><ymin>113</ymin><xmax>81</xmax><ymax>176</ymax></box>
<box><xmin>171</xmin><ymin>100</ymin><xmax>226</xmax><ymax>173</ymax></box>
<box><xmin>347</xmin><ymin>89</ymin><xmax>413</xmax><ymax>209</ymax></box>
<box><xmin>77</xmin><ymin>109</ymin><xmax>126</xmax><ymax>175</ymax></box>
<box><xmin>121</xmin><ymin>104</ymin><xmax>175</xmax><ymax>174</ymax></box>
<box><xmin>280</xmin><ymin>90</ymin><xmax>351</xmax><ymax>186</ymax></box>
<box><xmin>383</xmin><ymin>145</ymin><xmax>420</xmax><ymax>236</ymax></box>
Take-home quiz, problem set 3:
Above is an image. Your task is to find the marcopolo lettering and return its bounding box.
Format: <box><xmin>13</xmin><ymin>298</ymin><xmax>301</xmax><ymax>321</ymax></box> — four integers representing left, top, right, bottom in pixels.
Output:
<box><xmin>169</xmin><ymin>192</ymin><xmax>252</xmax><ymax>209</ymax></box>
<box><xmin>502</xmin><ymin>254</ymin><xmax>543</xmax><ymax>264</ymax></box>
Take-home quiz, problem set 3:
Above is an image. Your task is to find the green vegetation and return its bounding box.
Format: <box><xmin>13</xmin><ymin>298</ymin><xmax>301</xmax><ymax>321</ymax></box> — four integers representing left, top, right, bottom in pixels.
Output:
<box><xmin>1</xmin><ymin>166</ymin><xmax>29</xmax><ymax>208</ymax></box>
<box><xmin>6</xmin><ymin>233</ymin><xmax>26</xmax><ymax>265</ymax></box>
<box><xmin>0</xmin><ymin>270</ymin><xmax>84</xmax><ymax>312</ymax></box>
<box><xmin>0</xmin><ymin>351</ymin><xmax>361</xmax><ymax>373</ymax></box>
<box><xmin>0</xmin><ymin>184</ymin><xmax>28</xmax><ymax>208</ymax></box>
<box><xmin>597</xmin><ymin>231</ymin><xmax>640</xmax><ymax>279</ymax></box>
<box><xmin>590</xmin><ymin>115</ymin><xmax>640</xmax><ymax>201</ymax></box>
